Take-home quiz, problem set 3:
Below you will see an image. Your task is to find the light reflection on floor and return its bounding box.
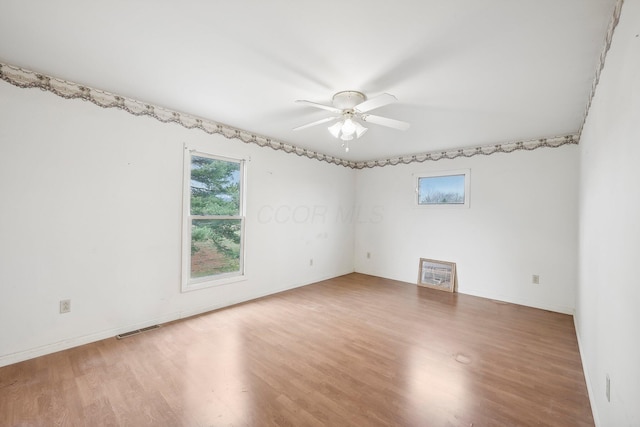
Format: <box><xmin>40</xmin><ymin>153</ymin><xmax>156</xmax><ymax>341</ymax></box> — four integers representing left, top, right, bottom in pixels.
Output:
<box><xmin>407</xmin><ymin>345</ymin><xmax>473</xmax><ymax>423</ymax></box>
<box><xmin>182</xmin><ymin>324</ymin><xmax>251</xmax><ymax>425</ymax></box>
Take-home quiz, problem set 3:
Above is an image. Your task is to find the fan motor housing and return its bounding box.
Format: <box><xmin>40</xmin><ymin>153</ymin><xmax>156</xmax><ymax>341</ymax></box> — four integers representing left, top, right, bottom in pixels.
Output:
<box><xmin>332</xmin><ymin>91</ymin><xmax>366</xmax><ymax>110</ymax></box>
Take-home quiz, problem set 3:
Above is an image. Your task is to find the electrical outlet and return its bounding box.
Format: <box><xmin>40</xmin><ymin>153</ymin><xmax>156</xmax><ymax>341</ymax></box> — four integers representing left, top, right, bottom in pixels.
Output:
<box><xmin>59</xmin><ymin>299</ymin><xmax>71</xmax><ymax>314</ymax></box>
<box><xmin>367</xmin><ymin>252</ymin><xmax>371</xmax><ymax>259</ymax></box>
<box><xmin>532</xmin><ymin>274</ymin><xmax>540</xmax><ymax>284</ymax></box>
<box><xmin>309</xmin><ymin>258</ymin><xmax>313</xmax><ymax>266</ymax></box>
<box><xmin>606</xmin><ymin>374</ymin><xmax>610</xmax><ymax>402</ymax></box>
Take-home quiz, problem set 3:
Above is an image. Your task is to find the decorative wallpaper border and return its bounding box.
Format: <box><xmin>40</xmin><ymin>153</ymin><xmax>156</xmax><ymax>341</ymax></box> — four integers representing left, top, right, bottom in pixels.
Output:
<box><xmin>0</xmin><ymin>63</ymin><xmax>357</xmax><ymax>168</ymax></box>
<box><xmin>353</xmin><ymin>135</ymin><xmax>578</xmax><ymax>169</ymax></box>
<box><xmin>578</xmin><ymin>0</ymin><xmax>624</xmax><ymax>136</ymax></box>
<box><xmin>1</xmin><ymin>0</ymin><xmax>625</xmax><ymax>168</ymax></box>
<box><xmin>0</xmin><ymin>62</ymin><xmax>579</xmax><ymax>170</ymax></box>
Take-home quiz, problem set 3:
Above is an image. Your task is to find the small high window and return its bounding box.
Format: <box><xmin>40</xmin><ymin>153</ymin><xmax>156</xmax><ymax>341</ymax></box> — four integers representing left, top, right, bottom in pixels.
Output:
<box><xmin>416</xmin><ymin>169</ymin><xmax>470</xmax><ymax>208</ymax></box>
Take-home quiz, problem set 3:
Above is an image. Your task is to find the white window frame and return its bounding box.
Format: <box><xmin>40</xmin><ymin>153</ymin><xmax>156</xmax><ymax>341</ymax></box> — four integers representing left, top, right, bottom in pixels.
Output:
<box><xmin>181</xmin><ymin>147</ymin><xmax>246</xmax><ymax>292</ymax></box>
<box><xmin>415</xmin><ymin>169</ymin><xmax>470</xmax><ymax>209</ymax></box>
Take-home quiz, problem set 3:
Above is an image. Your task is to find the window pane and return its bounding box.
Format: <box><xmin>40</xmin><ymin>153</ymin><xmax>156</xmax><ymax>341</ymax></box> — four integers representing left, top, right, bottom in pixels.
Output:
<box><xmin>191</xmin><ymin>219</ymin><xmax>242</xmax><ymax>279</ymax></box>
<box><xmin>190</xmin><ymin>156</ymin><xmax>240</xmax><ymax>216</ymax></box>
<box><xmin>418</xmin><ymin>174</ymin><xmax>465</xmax><ymax>205</ymax></box>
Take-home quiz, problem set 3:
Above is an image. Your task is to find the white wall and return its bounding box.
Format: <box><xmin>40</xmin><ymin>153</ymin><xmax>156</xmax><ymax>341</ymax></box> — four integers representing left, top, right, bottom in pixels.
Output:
<box><xmin>576</xmin><ymin>0</ymin><xmax>640</xmax><ymax>425</ymax></box>
<box><xmin>0</xmin><ymin>81</ymin><xmax>355</xmax><ymax>366</ymax></box>
<box><xmin>354</xmin><ymin>146</ymin><xmax>579</xmax><ymax>314</ymax></box>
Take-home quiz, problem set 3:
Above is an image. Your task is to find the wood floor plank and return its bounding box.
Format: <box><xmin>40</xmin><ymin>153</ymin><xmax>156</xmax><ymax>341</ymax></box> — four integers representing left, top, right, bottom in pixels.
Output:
<box><xmin>0</xmin><ymin>273</ymin><xmax>593</xmax><ymax>426</ymax></box>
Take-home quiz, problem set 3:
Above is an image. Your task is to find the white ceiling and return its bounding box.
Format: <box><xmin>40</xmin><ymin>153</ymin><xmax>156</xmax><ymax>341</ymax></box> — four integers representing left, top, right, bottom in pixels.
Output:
<box><xmin>0</xmin><ymin>0</ymin><xmax>617</xmax><ymax>162</ymax></box>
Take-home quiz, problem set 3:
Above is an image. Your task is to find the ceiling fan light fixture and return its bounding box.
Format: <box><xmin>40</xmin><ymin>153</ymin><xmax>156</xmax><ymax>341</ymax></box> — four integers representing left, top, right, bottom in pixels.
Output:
<box><xmin>296</xmin><ymin>90</ymin><xmax>408</xmax><ymax>152</ymax></box>
<box><xmin>341</xmin><ymin>118</ymin><xmax>357</xmax><ymax>136</ymax></box>
<box><xmin>353</xmin><ymin>120</ymin><xmax>368</xmax><ymax>138</ymax></box>
<box><xmin>327</xmin><ymin>117</ymin><xmax>368</xmax><ymax>143</ymax></box>
<box><xmin>328</xmin><ymin>121</ymin><xmax>342</xmax><ymax>138</ymax></box>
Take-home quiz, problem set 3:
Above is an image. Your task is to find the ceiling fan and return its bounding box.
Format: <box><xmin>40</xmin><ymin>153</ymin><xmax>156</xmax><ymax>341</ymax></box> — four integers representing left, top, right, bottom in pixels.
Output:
<box><xmin>293</xmin><ymin>91</ymin><xmax>410</xmax><ymax>152</ymax></box>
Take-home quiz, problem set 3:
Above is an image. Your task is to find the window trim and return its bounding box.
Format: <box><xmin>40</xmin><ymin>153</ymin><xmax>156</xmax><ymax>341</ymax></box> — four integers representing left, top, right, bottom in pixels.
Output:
<box><xmin>181</xmin><ymin>147</ymin><xmax>247</xmax><ymax>292</ymax></box>
<box><xmin>414</xmin><ymin>169</ymin><xmax>470</xmax><ymax>209</ymax></box>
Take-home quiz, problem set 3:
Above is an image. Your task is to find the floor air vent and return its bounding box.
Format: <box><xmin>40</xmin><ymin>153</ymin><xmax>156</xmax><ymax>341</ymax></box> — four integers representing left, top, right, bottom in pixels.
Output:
<box><xmin>116</xmin><ymin>324</ymin><xmax>160</xmax><ymax>340</ymax></box>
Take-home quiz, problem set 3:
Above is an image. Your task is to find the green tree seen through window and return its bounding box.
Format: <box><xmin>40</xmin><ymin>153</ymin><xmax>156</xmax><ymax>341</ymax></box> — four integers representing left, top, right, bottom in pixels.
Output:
<box><xmin>189</xmin><ymin>156</ymin><xmax>243</xmax><ymax>279</ymax></box>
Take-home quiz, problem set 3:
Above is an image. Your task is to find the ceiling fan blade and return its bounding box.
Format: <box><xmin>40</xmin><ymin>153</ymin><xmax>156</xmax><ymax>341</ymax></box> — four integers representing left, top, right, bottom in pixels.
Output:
<box><xmin>360</xmin><ymin>114</ymin><xmax>411</xmax><ymax>131</ymax></box>
<box><xmin>295</xmin><ymin>99</ymin><xmax>342</xmax><ymax>114</ymax></box>
<box><xmin>354</xmin><ymin>93</ymin><xmax>398</xmax><ymax>113</ymax></box>
<box><xmin>293</xmin><ymin>116</ymin><xmax>338</xmax><ymax>131</ymax></box>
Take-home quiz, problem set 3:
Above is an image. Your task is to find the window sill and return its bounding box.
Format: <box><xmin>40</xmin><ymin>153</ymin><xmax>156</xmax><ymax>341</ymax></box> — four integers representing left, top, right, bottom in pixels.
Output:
<box><xmin>181</xmin><ymin>273</ymin><xmax>247</xmax><ymax>293</ymax></box>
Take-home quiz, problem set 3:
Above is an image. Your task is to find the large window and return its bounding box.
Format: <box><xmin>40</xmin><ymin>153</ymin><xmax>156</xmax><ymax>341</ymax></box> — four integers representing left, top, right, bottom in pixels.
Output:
<box><xmin>416</xmin><ymin>169</ymin><xmax>470</xmax><ymax>208</ymax></box>
<box><xmin>182</xmin><ymin>149</ymin><xmax>245</xmax><ymax>291</ymax></box>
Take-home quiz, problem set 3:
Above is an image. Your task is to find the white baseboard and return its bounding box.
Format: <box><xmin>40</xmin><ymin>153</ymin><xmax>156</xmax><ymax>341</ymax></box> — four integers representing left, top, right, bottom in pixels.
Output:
<box><xmin>574</xmin><ymin>316</ymin><xmax>600</xmax><ymax>427</ymax></box>
<box><xmin>0</xmin><ymin>271</ymin><xmax>347</xmax><ymax>368</ymax></box>
<box><xmin>0</xmin><ymin>314</ymin><xmax>175</xmax><ymax>368</ymax></box>
<box><xmin>354</xmin><ymin>270</ymin><xmax>575</xmax><ymax>315</ymax></box>
<box><xmin>455</xmin><ymin>288</ymin><xmax>575</xmax><ymax>315</ymax></box>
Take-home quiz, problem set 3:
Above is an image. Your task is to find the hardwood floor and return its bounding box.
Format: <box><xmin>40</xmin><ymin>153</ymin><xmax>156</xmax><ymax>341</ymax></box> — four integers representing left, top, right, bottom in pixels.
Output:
<box><xmin>0</xmin><ymin>273</ymin><xmax>593</xmax><ymax>426</ymax></box>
